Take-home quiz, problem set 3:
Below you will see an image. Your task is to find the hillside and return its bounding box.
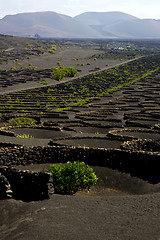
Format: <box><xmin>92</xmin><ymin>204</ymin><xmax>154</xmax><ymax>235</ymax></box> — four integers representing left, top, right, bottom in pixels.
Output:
<box><xmin>0</xmin><ymin>11</ymin><xmax>160</xmax><ymax>38</ymax></box>
<box><xmin>74</xmin><ymin>11</ymin><xmax>138</xmax><ymax>27</ymax></box>
<box><xmin>104</xmin><ymin>18</ymin><xmax>160</xmax><ymax>38</ymax></box>
<box><xmin>75</xmin><ymin>11</ymin><xmax>160</xmax><ymax>38</ymax></box>
<box><xmin>0</xmin><ymin>11</ymin><xmax>101</xmax><ymax>38</ymax></box>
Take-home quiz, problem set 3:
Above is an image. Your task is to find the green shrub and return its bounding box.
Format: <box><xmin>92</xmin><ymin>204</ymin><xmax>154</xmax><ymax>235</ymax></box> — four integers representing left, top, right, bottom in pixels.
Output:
<box><xmin>47</xmin><ymin>49</ymin><xmax>55</xmax><ymax>54</ymax></box>
<box><xmin>47</xmin><ymin>161</ymin><xmax>98</xmax><ymax>195</ymax></box>
<box><xmin>40</xmin><ymin>81</ymin><xmax>48</xmax><ymax>85</ymax></box>
<box><xmin>9</xmin><ymin>117</ymin><xmax>37</xmax><ymax>127</ymax></box>
<box><xmin>57</xmin><ymin>61</ymin><xmax>61</xmax><ymax>66</ymax></box>
<box><xmin>26</xmin><ymin>44</ymin><xmax>33</xmax><ymax>48</ymax></box>
<box><xmin>17</xmin><ymin>134</ymin><xmax>34</xmax><ymax>138</ymax></box>
<box><xmin>51</xmin><ymin>66</ymin><xmax>59</xmax><ymax>70</ymax></box>
<box><xmin>2</xmin><ymin>105</ymin><xmax>14</xmax><ymax>110</ymax></box>
<box><xmin>51</xmin><ymin>67</ymin><xmax>77</xmax><ymax>81</ymax></box>
<box><xmin>10</xmin><ymin>66</ymin><xmax>16</xmax><ymax>71</ymax></box>
<box><xmin>37</xmin><ymin>47</ymin><xmax>44</xmax><ymax>50</ymax></box>
<box><xmin>51</xmin><ymin>69</ymin><xmax>66</xmax><ymax>81</ymax></box>
<box><xmin>63</xmin><ymin>67</ymin><xmax>77</xmax><ymax>77</ymax></box>
<box><xmin>50</xmin><ymin>45</ymin><xmax>56</xmax><ymax>51</ymax></box>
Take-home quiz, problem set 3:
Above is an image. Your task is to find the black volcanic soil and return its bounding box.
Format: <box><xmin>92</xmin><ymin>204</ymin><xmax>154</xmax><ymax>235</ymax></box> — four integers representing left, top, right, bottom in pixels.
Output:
<box><xmin>1</xmin><ymin>163</ymin><xmax>160</xmax><ymax>240</ymax></box>
<box><xmin>1</xmin><ymin>36</ymin><xmax>160</xmax><ymax>240</ymax></box>
<box><xmin>0</xmin><ymin>35</ymin><xmax>139</xmax><ymax>94</ymax></box>
<box><xmin>1</xmin><ymin>191</ymin><xmax>160</xmax><ymax>240</ymax></box>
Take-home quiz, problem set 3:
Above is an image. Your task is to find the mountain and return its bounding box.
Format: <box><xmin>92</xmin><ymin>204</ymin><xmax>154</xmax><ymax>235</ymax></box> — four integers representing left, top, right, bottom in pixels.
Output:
<box><xmin>74</xmin><ymin>11</ymin><xmax>160</xmax><ymax>38</ymax></box>
<box><xmin>0</xmin><ymin>11</ymin><xmax>102</xmax><ymax>38</ymax></box>
<box><xmin>0</xmin><ymin>11</ymin><xmax>160</xmax><ymax>39</ymax></box>
<box><xmin>103</xmin><ymin>18</ymin><xmax>160</xmax><ymax>38</ymax></box>
<box><xmin>74</xmin><ymin>11</ymin><xmax>138</xmax><ymax>27</ymax></box>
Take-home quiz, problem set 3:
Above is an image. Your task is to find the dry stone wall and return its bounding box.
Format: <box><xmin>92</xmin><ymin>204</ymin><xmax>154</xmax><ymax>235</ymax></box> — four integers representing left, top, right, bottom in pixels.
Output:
<box><xmin>0</xmin><ymin>145</ymin><xmax>160</xmax><ymax>200</ymax></box>
<box><xmin>0</xmin><ymin>145</ymin><xmax>160</xmax><ymax>174</ymax></box>
<box><xmin>0</xmin><ymin>166</ymin><xmax>50</xmax><ymax>201</ymax></box>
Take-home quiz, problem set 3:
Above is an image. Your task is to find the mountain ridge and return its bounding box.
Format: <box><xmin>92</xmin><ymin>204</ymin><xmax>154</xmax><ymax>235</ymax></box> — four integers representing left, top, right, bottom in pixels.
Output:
<box><xmin>0</xmin><ymin>11</ymin><xmax>160</xmax><ymax>39</ymax></box>
<box><xmin>75</xmin><ymin>11</ymin><xmax>160</xmax><ymax>38</ymax></box>
<box><xmin>0</xmin><ymin>11</ymin><xmax>102</xmax><ymax>38</ymax></box>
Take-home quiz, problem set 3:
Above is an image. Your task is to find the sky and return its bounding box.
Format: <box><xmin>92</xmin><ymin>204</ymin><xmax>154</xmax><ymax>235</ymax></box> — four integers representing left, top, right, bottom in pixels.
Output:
<box><xmin>0</xmin><ymin>0</ymin><xmax>160</xmax><ymax>19</ymax></box>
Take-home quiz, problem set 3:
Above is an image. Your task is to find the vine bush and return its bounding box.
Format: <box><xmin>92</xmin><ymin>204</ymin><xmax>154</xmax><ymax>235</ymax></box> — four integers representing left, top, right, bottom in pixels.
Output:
<box><xmin>9</xmin><ymin>117</ymin><xmax>38</xmax><ymax>127</ymax></box>
<box><xmin>47</xmin><ymin>161</ymin><xmax>98</xmax><ymax>195</ymax></box>
<box><xmin>51</xmin><ymin>67</ymin><xmax>77</xmax><ymax>81</ymax></box>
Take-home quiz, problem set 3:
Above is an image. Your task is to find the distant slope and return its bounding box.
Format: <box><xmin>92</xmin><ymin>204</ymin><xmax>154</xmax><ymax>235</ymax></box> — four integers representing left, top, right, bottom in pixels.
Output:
<box><xmin>74</xmin><ymin>11</ymin><xmax>138</xmax><ymax>27</ymax></box>
<box><xmin>104</xmin><ymin>18</ymin><xmax>160</xmax><ymax>38</ymax></box>
<box><xmin>74</xmin><ymin>11</ymin><xmax>160</xmax><ymax>38</ymax></box>
<box><xmin>0</xmin><ymin>11</ymin><xmax>102</xmax><ymax>38</ymax></box>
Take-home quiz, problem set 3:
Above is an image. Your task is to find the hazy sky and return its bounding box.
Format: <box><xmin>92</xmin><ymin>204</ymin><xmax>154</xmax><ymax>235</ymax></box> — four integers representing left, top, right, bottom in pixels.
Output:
<box><xmin>0</xmin><ymin>0</ymin><xmax>160</xmax><ymax>19</ymax></box>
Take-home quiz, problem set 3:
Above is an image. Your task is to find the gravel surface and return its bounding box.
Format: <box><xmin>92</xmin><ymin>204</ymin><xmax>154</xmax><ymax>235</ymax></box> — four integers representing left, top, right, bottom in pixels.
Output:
<box><xmin>1</xmin><ymin>164</ymin><xmax>160</xmax><ymax>240</ymax></box>
<box><xmin>1</xmin><ymin>192</ymin><xmax>160</xmax><ymax>240</ymax></box>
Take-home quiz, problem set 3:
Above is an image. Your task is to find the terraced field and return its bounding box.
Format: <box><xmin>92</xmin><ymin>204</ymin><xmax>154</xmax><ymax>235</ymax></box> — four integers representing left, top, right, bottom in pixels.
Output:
<box><xmin>0</xmin><ymin>55</ymin><xmax>159</xmax><ymax>115</ymax></box>
<box><xmin>0</xmin><ymin>54</ymin><xmax>159</xmax><ymax>152</ymax></box>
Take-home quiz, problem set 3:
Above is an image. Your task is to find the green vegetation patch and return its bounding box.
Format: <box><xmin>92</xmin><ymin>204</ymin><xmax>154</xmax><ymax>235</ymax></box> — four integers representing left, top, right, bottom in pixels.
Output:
<box><xmin>47</xmin><ymin>44</ymin><xmax>56</xmax><ymax>54</ymax></box>
<box><xmin>47</xmin><ymin>161</ymin><xmax>98</xmax><ymax>195</ymax></box>
<box><xmin>10</xmin><ymin>66</ymin><xmax>17</xmax><ymax>71</ymax></box>
<box><xmin>26</xmin><ymin>44</ymin><xmax>34</xmax><ymax>48</ymax></box>
<box><xmin>51</xmin><ymin>67</ymin><xmax>77</xmax><ymax>81</ymax></box>
<box><xmin>47</xmin><ymin>49</ymin><xmax>55</xmax><ymax>54</ymax></box>
<box><xmin>9</xmin><ymin>117</ymin><xmax>38</xmax><ymax>127</ymax></box>
<box><xmin>17</xmin><ymin>134</ymin><xmax>34</xmax><ymax>138</ymax></box>
<box><xmin>40</xmin><ymin>81</ymin><xmax>48</xmax><ymax>85</ymax></box>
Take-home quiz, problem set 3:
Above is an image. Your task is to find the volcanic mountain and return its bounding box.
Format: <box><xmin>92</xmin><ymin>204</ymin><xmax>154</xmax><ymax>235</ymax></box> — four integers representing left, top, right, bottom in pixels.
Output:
<box><xmin>0</xmin><ymin>11</ymin><xmax>160</xmax><ymax>38</ymax></box>
<box><xmin>0</xmin><ymin>11</ymin><xmax>101</xmax><ymax>38</ymax></box>
<box><xmin>74</xmin><ymin>11</ymin><xmax>160</xmax><ymax>38</ymax></box>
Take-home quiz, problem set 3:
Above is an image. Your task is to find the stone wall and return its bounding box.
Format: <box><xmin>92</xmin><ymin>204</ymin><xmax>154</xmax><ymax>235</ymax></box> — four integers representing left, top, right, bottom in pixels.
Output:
<box><xmin>0</xmin><ymin>166</ymin><xmax>50</xmax><ymax>201</ymax></box>
<box><xmin>0</xmin><ymin>145</ymin><xmax>160</xmax><ymax>176</ymax></box>
<box><xmin>0</xmin><ymin>145</ymin><xmax>160</xmax><ymax>200</ymax></box>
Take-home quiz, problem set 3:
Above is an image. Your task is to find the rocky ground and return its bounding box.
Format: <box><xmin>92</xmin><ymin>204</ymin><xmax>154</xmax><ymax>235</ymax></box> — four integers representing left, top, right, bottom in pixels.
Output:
<box><xmin>1</xmin><ymin>192</ymin><xmax>160</xmax><ymax>240</ymax></box>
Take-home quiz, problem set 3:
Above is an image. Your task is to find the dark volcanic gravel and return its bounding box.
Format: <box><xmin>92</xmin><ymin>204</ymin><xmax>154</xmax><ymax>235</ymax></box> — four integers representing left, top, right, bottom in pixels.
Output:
<box><xmin>1</xmin><ymin>192</ymin><xmax>160</xmax><ymax>240</ymax></box>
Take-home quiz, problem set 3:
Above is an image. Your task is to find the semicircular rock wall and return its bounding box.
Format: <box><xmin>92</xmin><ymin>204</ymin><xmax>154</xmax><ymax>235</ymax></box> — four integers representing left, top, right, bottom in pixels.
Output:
<box><xmin>0</xmin><ymin>145</ymin><xmax>160</xmax><ymax>200</ymax></box>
